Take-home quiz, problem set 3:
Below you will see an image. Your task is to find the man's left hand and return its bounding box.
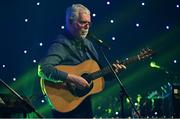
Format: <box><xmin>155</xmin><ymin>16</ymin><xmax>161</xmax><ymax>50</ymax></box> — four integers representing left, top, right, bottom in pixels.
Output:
<box><xmin>112</xmin><ymin>60</ymin><xmax>126</xmax><ymax>73</ymax></box>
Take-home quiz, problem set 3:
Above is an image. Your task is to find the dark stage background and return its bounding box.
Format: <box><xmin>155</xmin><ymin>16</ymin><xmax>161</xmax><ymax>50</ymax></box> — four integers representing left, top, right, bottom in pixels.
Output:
<box><xmin>0</xmin><ymin>0</ymin><xmax>180</xmax><ymax>118</ymax></box>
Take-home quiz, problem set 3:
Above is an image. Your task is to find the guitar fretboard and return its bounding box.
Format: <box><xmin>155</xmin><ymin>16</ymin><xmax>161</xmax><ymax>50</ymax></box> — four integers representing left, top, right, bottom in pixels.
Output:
<box><xmin>90</xmin><ymin>55</ymin><xmax>140</xmax><ymax>80</ymax></box>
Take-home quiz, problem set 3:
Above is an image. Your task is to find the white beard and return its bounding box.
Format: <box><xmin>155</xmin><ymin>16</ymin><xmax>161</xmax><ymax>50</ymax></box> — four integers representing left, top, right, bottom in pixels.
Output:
<box><xmin>80</xmin><ymin>29</ymin><xmax>88</xmax><ymax>39</ymax></box>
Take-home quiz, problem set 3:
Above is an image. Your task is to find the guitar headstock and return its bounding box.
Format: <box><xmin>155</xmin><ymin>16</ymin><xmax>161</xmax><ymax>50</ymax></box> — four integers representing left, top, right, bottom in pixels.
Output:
<box><xmin>138</xmin><ymin>48</ymin><xmax>155</xmax><ymax>60</ymax></box>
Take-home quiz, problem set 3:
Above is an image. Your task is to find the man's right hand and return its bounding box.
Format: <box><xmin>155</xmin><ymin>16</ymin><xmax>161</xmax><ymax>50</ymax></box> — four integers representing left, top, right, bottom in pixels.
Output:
<box><xmin>66</xmin><ymin>74</ymin><xmax>90</xmax><ymax>89</ymax></box>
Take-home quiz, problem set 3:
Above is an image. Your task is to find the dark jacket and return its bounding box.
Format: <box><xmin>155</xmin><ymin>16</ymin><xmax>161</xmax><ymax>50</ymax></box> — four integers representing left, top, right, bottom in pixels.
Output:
<box><xmin>38</xmin><ymin>30</ymin><xmax>99</xmax><ymax>83</ymax></box>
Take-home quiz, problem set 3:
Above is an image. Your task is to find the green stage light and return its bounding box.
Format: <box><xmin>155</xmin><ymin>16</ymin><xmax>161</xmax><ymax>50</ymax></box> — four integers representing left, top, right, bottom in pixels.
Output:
<box><xmin>150</xmin><ymin>61</ymin><xmax>160</xmax><ymax>69</ymax></box>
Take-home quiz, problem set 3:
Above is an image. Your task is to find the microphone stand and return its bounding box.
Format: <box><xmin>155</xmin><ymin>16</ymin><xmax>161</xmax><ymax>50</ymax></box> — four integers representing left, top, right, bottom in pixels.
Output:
<box><xmin>99</xmin><ymin>46</ymin><xmax>141</xmax><ymax>118</ymax></box>
<box><xmin>0</xmin><ymin>78</ymin><xmax>44</xmax><ymax>118</ymax></box>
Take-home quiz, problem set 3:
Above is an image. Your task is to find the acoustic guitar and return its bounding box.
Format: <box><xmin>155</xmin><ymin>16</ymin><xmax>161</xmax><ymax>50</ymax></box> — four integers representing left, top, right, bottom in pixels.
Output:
<box><xmin>40</xmin><ymin>48</ymin><xmax>154</xmax><ymax>113</ymax></box>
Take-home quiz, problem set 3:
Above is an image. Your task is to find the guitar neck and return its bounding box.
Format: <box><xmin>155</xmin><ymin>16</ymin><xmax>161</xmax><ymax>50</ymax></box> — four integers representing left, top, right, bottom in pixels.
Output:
<box><xmin>90</xmin><ymin>55</ymin><xmax>140</xmax><ymax>80</ymax></box>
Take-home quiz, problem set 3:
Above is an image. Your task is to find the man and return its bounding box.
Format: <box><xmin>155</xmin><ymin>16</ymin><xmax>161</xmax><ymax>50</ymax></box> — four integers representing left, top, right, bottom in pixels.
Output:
<box><xmin>38</xmin><ymin>4</ymin><xmax>126</xmax><ymax>118</ymax></box>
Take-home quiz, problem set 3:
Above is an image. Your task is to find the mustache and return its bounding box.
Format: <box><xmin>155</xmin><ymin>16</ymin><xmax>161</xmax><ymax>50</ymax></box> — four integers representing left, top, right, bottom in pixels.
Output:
<box><xmin>81</xmin><ymin>29</ymin><xmax>89</xmax><ymax>32</ymax></box>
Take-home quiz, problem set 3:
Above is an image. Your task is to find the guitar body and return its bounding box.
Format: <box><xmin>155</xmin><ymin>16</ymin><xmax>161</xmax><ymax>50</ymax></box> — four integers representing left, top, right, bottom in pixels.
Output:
<box><xmin>40</xmin><ymin>59</ymin><xmax>105</xmax><ymax>113</ymax></box>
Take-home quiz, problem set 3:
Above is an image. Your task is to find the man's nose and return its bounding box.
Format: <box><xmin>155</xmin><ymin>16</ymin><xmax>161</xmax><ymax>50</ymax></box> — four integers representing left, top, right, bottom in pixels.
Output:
<box><xmin>84</xmin><ymin>23</ymin><xmax>90</xmax><ymax>29</ymax></box>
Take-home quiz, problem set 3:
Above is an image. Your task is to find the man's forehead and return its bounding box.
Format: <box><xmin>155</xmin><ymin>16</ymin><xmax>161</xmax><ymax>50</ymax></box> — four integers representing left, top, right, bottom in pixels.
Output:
<box><xmin>78</xmin><ymin>12</ymin><xmax>90</xmax><ymax>20</ymax></box>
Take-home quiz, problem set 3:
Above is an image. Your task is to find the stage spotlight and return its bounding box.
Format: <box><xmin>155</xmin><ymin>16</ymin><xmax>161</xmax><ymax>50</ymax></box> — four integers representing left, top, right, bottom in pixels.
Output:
<box><xmin>150</xmin><ymin>61</ymin><xmax>160</xmax><ymax>69</ymax></box>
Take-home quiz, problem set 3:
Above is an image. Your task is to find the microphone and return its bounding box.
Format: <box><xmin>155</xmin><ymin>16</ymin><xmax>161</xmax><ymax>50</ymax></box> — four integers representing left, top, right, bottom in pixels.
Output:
<box><xmin>87</xmin><ymin>32</ymin><xmax>111</xmax><ymax>50</ymax></box>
